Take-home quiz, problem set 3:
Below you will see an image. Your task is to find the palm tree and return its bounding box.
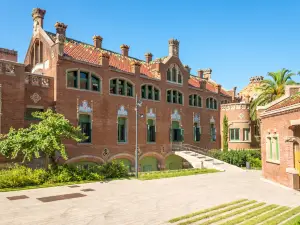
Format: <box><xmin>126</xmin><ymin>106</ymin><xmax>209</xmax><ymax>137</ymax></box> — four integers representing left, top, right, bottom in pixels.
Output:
<box><xmin>250</xmin><ymin>68</ymin><xmax>299</xmax><ymax>121</ymax></box>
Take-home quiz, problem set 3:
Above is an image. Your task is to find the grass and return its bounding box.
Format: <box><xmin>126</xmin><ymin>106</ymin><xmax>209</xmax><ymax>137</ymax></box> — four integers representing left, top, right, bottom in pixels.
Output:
<box><xmin>197</xmin><ymin>202</ymin><xmax>266</xmax><ymax>225</ymax></box>
<box><xmin>177</xmin><ymin>200</ymin><xmax>258</xmax><ymax>225</ymax></box>
<box><xmin>281</xmin><ymin>214</ymin><xmax>300</xmax><ymax>225</ymax></box>
<box><xmin>169</xmin><ymin>199</ymin><xmax>248</xmax><ymax>223</ymax></box>
<box><xmin>261</xmin><ymin>207</ymin><xmax>300</xmax><ymax>225</ymax></box>
<box><xmin>241</xmin><ymin>206</ymin><xmax>290</xmax><ymax>225</ymax></box>
<box><xmin>219</xmin><ymin>204</ymin><xmax>279</xmax><ymax>225</ymax></box>
<box><xmin>138</xmin><ymin>168</ymin><xmax>220</xmax><ymax>180</ymax></box>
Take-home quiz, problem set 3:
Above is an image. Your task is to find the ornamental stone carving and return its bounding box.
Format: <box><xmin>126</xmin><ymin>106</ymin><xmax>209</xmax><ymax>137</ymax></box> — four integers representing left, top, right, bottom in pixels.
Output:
<box><xmin>210</xmin><ymin>116</ymin><xmax>215</xmax><ymax>124</ymax></box>
<box><xmin>78</xmin><ymin>100</ymin><xmax>92</xmax><ymax>113</ymax></box>
<box><xmin>239</xmin><ymin>113</ymin><xmax>244</xmax><ymax>119</ymax></box>
<box><xmin>118</xmin><ymin>105</ymin><xmax>128</xmax><ymax>116</ymax></box>
<box><xmin>193</xmin><ymin>113</ymin><xmax>200</xmax><ymax>123</ymax></box>
<box><xmin>30</xmin><ymin>93</ymin><xmax>41</xmax><ymax>103</ymax></box>
<box><xmin>102</xmin><ymin>148</ymin><xmax>110</xmax><ymax>159</ymax></box>
<box><xmin>171</xmin><ymin>109</ymin><xmax>181</xmax><ymax>121</ymax></box>
<box><xmin>147</xmin><ymin>108</ymin><xmax>156</xmax><ymax>119</ymax></box>
<box><xmin>221</xmin><ymin>103</ymin><xmax>250</xmax><ymax>111</ymax></box>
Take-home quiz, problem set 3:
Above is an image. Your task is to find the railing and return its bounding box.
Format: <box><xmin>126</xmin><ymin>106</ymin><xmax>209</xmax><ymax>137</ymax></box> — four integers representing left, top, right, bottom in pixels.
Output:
<box><xmin>25</xmin><ymin>73</ymin><xmax>50</xmax><ymax>88</ymax></box>
<box><xmin>171</xmin><ymin>143</ymin><xmax>209</xmax><ymax>156</ymax></box>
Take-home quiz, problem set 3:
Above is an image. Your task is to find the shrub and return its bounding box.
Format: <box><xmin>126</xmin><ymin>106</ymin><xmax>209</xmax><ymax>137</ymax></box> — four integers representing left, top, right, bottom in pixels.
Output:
<box><xmin>0</xmin><ymin>161</ymin><xmax>128</xmax><ymax>189</ymax></box>
<box><xmin>208</xmin><ymin>149</ymin><xmax>261</xmax><ymax>168</ymax></box>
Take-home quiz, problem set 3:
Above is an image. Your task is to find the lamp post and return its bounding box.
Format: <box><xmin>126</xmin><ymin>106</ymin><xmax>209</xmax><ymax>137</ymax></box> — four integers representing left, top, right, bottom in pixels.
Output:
<box><xmin>135</xmin><ymin>94</ymin><xmax>142</xmax><ymax>178</ymax></box>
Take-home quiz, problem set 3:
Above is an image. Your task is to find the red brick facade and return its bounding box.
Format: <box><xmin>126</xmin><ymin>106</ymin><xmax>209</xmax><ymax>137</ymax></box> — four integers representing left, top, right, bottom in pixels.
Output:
<box><xmin>0</xmin><ymin>8</ymin><xmax>237</xmax><ymax>170</ymax></box>
<box><xmin>259</xmin><ymin>86</ymin><xmax>300</xmax><ymax>189</ymax></box>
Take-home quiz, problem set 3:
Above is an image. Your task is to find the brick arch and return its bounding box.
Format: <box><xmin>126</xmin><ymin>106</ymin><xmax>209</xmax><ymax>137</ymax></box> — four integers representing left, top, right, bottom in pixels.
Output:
<box><xmin>139</xmin><ymin>152</ymin><xmax>164</xmax><ymax>164</ymax></box>
<box><xmin>108</xmin><ymin>153</ymin><xmax>135</xmax><ymax>164</ymax></box>
<box><xmin>65</xmin><ymin>155</ymin><xmax>105</xmax><ymax>164</ymax></box>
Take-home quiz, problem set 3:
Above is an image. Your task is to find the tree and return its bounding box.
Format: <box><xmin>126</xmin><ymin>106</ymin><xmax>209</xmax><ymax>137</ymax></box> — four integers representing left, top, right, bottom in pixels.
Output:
<box><xmin>222</xmin><ymin>115</ymin><xmax>229</xmax><ymax>152</ymax></box>
<box><xmin>0</xmin><ymin>109</ymin><xmax>86</xmax><ymax>164</ymax></box>
<box><xmin>250</xmin><ymin>68</ymin><xmax>299</xmax><ymax>121</ymax></box>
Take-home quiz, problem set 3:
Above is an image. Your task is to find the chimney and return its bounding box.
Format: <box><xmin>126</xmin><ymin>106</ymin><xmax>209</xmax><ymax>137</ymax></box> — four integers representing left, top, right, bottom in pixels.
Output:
<box><xmin>93</xmin><ymin>35</ymin><xmax>103</xmax><ymax>48</ymax></box>
<box><xmin>232</xmin><ymin>87</ymin><xmax>237</xmax><ymax>102</ymax></box>
<box><xmin>0</xmin><ymin>48</ymin><xmax>17</xmax><ymax>62</ymax></box>
<box><xmin>216</xmin><ymin>84</ymin><xmax>222</xmax><ymax>94</ymax></box>
<box><xmin>32</xmin><ymin>8</ymin><xmax>46</xmax><ymax>34</ymax></box>
<box><xmin>184</xmin><ymin>65</ymin><xmax>191</xmax><ymax>73</ymax></box>
<box><xmin>197</xmin><ymin>69</ymin><xmax>204</xmax><ymax>78</ymax></box>
<box><xmin>99</xmin><ymin>52</ymin><xmax>110</xmax><ymax>68</ymax></box>
<box><xmin>131</xmin><ymin>61</ymin><xmax>141</xmax><ymax>75</ymax></box>
<box><xmin>203</xmin><ymin>68</ymin><xmax>212</xmax><ymax>80</ymax></box>
<box><xmin>120</xmin><ymin>44</ymin><xmax>129</xmax><ymax>57</ymax></box>
<box><xmin>145</xmin><ymin>52</ymin><xmax>153</xmax><ymax>63</ymax></box>
<box><xmin>55</xmin><ymin>22</ymin><xmax>67</xmax><ymax>37</ymax></box>
<box><xmin>200</xmin><ymin>80</ymin><xmax>207</xmax><ymax>90</ymax></box>
<box><xmin>54</xmin><ymin>22</ymin><xmax>67</xmax><ymax>56</ymax></box>
<box><xmin>168</xmin><ymin>39</ymin><xmax>179</xmax><ymax>57</ymax></box>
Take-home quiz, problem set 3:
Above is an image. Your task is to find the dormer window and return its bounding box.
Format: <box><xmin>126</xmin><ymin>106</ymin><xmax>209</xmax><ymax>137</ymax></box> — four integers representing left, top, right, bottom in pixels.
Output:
<box><xmin>167</xmin><ymin>64</ymin><xmax>183</xmax><ymax>84</ymax></box>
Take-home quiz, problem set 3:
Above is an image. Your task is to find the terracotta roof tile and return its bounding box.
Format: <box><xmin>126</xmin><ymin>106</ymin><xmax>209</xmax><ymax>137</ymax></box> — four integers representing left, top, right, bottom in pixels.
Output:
<box><xmin>267</xmin><ymin>92</ymin><xmax>300</xmax><ymax>111</ymax></box>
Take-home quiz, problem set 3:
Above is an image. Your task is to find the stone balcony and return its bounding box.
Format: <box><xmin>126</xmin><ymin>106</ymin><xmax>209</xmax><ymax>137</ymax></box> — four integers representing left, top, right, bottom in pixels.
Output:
<box><xmin>221</xmin><ymin>102</ymin><xmax>250</xmax><ymax>111</ymax></box>
<box><xmin>25</xmin><ymin>73</ymin><xmax>51</xmax><ymax>88</ymax></box>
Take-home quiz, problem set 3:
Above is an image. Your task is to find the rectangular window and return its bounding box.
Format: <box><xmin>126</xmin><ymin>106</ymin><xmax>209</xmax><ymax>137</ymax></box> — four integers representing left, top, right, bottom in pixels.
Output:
<box><xmin>178</xmin><ymin>93</ymin><xmax>183</xmax><ymax>104</ymax></box>
<box><xmin>148</xmin><ymin>85</ymin><xmax>153</xmax><ymax>99</ymax></box>
<box><xmin>173</xmin><ymin>90</ymin><xmax>177</xmax><ymax>103</ymax></box>
<box><xmin>141</xmin><ymin>85</ymin><xmax>146</xmax><ymax>99</ymax></box>
<box><xmin>147</xmin><ymin>119</ymin><xmax>156</xmax><ymax>142</ymax></box>
<box><xmin>154</xmin><ymin>88</ymin><xmax>159</xmax><ymax>101</ymax></box>
<box><xmin>67</xmin><ymin>71</ymin><xmax>78</xmax><ymax>88</ymax></box>
<box><xmin>118</xmin><ymin>80</ymin><xmax>125</xmax><ymax>95</ymax></box>
<box><xmin>211</xmin><ymin>124</ymin><xmax>216</xmax><ymax>141</ymax></box>
<box><xmin>189</xmin><ymin>95</ymin><xmax>193</xmax><ymax>106</ymax></box>
<box><xmin>167</xmin><ymin>91</ymin><xmax>171</xmax><ymax>103</ymax></box>
<box><xmin>91</xmin><ymin>75</ymin><xmax>100</xmax><ymax>92</ymax></box>
<box><xmin>230</xmin><ymin>128</ymin><xmax>240</xmax><ymax>141</ymax></box>
<box><xmin>110</xmin><ymin>79</ymin><xmax>117</xmax><ymax>94</ymax></box>
<box><xmin>118</xmin><ymin>117</ymin><xmax>127</xmax><ymax>142</ymax></box>
<box><xmin>79</xmin><ymin>114</ymin><xmax>91</xmax><ymax>143</ymax></box>
<box><xmin>127</xmin><ymin>83</ymin><xmax>133</xmax><ymax>96</ymax></box>
<box><xmin>194</xmin><ymin>124</ymin><xmax>200</xmax><ymax>142</ymax></box>
<box><xmin>25</xmin><ymin>107</ymin><xmax>44</xmax><ymax>120</ymax></box>
<box><xmin>80</xmin><ymin>72</ymin><xmax>89</xmax><ymax>90</ymax></box>
<box><xmin>267</xmin><ymin>137</ymin><xmax>272</xmax><ymax>160</ymax></box>
<box><xmin>243</xmin><ymin>128</ymin><xmax>250</xmax><ymax>141</ymax></box>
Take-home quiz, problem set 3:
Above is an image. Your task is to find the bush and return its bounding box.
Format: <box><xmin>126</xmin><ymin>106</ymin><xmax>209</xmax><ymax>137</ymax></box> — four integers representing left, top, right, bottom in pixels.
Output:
<box><xmin>0</xmin><ymin>161</ymin><xmax>129</xmax><ymax>189</ymax></box>
<box><xmin>208</xmin><ymin>149</ymin><xmax>261</xmax><ymax>168</ymax></box>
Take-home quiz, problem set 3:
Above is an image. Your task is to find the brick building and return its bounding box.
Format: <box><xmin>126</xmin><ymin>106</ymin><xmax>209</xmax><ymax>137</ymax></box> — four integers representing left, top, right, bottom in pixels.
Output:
<box><xmin>0</xmin><ymin>8</ymin><xmax>242</xmax><ymax>171</ymax></box>
<box><xmin>258</xmin><ymin>85</ymin><xmax>300</xmax><ymax>189</ymax></box>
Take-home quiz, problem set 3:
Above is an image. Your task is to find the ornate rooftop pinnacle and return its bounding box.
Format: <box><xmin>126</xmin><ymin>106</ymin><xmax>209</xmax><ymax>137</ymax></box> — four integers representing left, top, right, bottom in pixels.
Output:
<box><xmin>250</xmin><ymin>76</ymin><xmax>264</xmax><ymax>83</ymax></box>
<box><xmin>99</xmin><ymin>52</ymin><xmax>110</xmax><ymax>59</ymax></box>
<box><xmin>54</xmin><ymin>22</ymin><xmax>68</xmax><ymax>30</ymax></box>
<box><xmin>32</xmin><ymin>8</ymin><xmax>46</xmax><ymax>19</ymax></box>
<box><xmin>168</xmin><ymin>38</ymin><xmax>179</xmax><ymax>45</ymax></box>
<box><xmin>131</xmin><ymin>61</ymin><xmax>142</xmax><ymax>66</ymax></box>
<box><xmin>120</xmin><ymin>44</ymin><xmax>130</xmax><ymax>49</ymax></box>
<box><xmin>145</xmin><ymin>52</ymin><xmax>153</xmax><ymax>57</ymax></box>
<box><xmin>93</xmin><ymin>35</ymin><xmax>103</xmax><ymax>41</ymax></box>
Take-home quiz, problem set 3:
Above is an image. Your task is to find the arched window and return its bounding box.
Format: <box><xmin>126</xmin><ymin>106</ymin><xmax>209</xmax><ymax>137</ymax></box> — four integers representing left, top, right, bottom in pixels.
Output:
<box><xmin>110</xmin><ymin>78</ymin><xmax>134</xmax><ymax>97</ymax></box>
<box><xmin>189</xmin><ymin>94</ymin><xmax>202</xmax><ymax>107</ymax></box>
<box><xmin>30</xmin><ymin>39</ymin><xmax>43</xmax><ymax>66</ymax></box>
<box><xmin>67</xmin><ymin>69</ymin><xmax>101</xmax><ymax>92</ymax></box>
<box><xmin>206</xmin><ymin>97</ymin><xmax>218</xmax><ymax>109</ymax></box>
<box><xmin>141</xmin><ymin>84</ymin><xmax>160</xmax><ymax>101</ymax></box>
<box><xmin>167</xmin><ymin>90</ymin><xmax>183</xmax><ymax>104</ymax></box>
<box><xmin>166</xmin><ymin>64</ymin><xmax>183</xmax><ymax>84</ymax></box>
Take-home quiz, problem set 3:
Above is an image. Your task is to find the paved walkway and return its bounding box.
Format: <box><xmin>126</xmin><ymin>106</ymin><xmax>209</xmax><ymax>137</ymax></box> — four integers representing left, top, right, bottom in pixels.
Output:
<box><xmin>0</xmin><ymin>170</ymin><xmax>300</xmax><ymax>225</ymax></box>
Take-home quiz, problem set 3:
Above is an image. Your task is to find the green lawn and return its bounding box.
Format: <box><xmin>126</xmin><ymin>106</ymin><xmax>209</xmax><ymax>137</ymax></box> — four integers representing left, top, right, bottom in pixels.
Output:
<box><xmin>168</xmin><ymin>199</ymin><xmax>300</xmax><ymax>225</ymax></box>
<box><xmin>138</xmin><ymin>168</ymin><xmax>220</xmax><ymax>180</ymax></box>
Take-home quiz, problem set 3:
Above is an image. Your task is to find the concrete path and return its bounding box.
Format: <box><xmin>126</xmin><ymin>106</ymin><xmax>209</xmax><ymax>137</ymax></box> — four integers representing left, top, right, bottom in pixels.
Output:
<box><xmin>0</xmin><ymin>170</ymin><xmax>300</xmax><ymax>225</ymax></box>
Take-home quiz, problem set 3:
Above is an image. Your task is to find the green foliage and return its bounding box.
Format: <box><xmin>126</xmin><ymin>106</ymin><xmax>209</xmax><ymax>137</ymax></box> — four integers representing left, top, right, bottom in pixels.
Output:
<box><xmin>0</xmin><ymin>162</ymin><xmax>129</xmax><ymax>189</ymax></box>
<box><xmin>222</xmin><ymin>115</ymin><xmax>229</xmax><ymax>152</ymax></box>
<box><xmin>250</xmin><ymin>68</ymin><xmax>298</xmax><ymax>121</ymax></box>
<box><xmin>0</xmin><ymin>109</ymin><xmax>86</xmax><ymax>162</ymax></box>
<box><xmin>139</xmin><ymin>168</ymin><xmax>219</xmax><ymax>180</ymax></box>
<box><xmin>208</xmin><ymin>149</ymin><xmax>261</xmax><ymax>168</ymax></box>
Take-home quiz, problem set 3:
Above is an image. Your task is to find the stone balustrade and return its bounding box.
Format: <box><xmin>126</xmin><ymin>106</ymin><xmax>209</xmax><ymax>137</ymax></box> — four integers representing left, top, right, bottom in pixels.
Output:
<box><xmin>221</xmin><ymin>103</ymin><xmax>250</xmax><ymax>111</ymax></box>
<box><xmin>25</xmin><ymin>73</ymin><xmax>50</xmax><ymax>88</ymax></box>
<box><xmin>0</xmin><ymin>60</ymin><xmax>17</xmax><ymax>75</ymax></box>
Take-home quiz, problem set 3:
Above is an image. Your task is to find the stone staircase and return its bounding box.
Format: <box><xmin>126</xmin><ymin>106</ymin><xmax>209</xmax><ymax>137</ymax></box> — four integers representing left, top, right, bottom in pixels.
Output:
<box><xmin>172</xmin><ymin>143</ymin><xmax>243</xmax><ymax>172</ymax></box>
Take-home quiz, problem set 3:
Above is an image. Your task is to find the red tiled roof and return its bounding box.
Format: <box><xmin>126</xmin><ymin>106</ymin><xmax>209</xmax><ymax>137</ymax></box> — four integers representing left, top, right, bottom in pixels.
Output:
<box><xmin>267</xmin><ymin>93</ymin><xmax>300</xmax><ymax>111</ymax></box>
<box><xmin>46</xmin><ymin>32</ymin><xmax>230</xmax><ymax>96</ymax></box>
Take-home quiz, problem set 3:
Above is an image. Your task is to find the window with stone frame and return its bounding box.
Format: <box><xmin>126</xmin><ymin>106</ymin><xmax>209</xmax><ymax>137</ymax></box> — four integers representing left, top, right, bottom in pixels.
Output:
<box><xmin>243</xmin><ymin>128</ymin><xmax>250</xmax><ymax>141</ymax></box>
<box><xmin>118</xmin><ymin>117</ymin><xmax>127</xmax><ymax>143</ymax></box>
<box><xmin>189</xmin><ymin>94</ymin><xmax>202</xmax><ymax>107</ymax></box>
<box><xmin>230</xmin><ymin>128</ymin><xmax>240</xmax><ymax>141</ymax></box>
<box><xmin>266</xmin><ymin>135</ymin><xmax>280</xmax><ymax>162</ymax></box>
<box><xmin>193</xmin><ymin>122</ymin><xmax>201</xmax><ymax>142</ymax></box>
<box><xmin>166</xmin><ymin>64</ymin><xmax>183</xmax><ymax>84</ymax></box>
<box><xmin>141</xmin><ymin>84</ymin><xmax>160</xmax><ymax>101</ymax></box>
<box><xmin>147</xmin><ymin>119</ymin><xmax>156</xmax><ymax>143</ymax></box>
<box><xmin>91</xmin><ymin>75</ymin><xmax>100</xmax><ymax>92</ymax></box>
<box><xmin>79</xmin><ymin>114</ymin><xmax>91</xmax><ymax>143</ymax></box>
<box><xmin>67</xmin><ymin>70</ymin><xmax>101</xmax><ymax>92</ymax></box>
<box><xmin>167</xmin><ymin>90</ymin><xmax>183</xmax><ymax>105</ymax></box>
<box><xmin>110</xmin><ymin>78</ymin><xmax>134</xmax><ymax>97</ymax></box>
<box><xmin>80</xmin><ymin>71</ymin><xmax>89</xmax><ymax>90</ymax></box>
<box><xmin>67</xmin><ymin>71</ymin><xmax>78</xmax><ymax>88</ymax></box>
<box><xmin>210</xmin><ymin>123</ymin><xmax>216</xmax><ymax>142</ymax></box>
<box><xmin>206</xmin><ymin>97</ymin><xmax>218</xmax><ymax>109</ymax></box>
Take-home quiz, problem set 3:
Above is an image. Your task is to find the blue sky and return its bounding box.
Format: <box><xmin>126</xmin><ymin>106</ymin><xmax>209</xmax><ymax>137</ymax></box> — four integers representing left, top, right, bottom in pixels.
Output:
<box><xmin>1</xmin><ymin>0</ymin><xmax>299</xmax><ymax>91</ymax></box>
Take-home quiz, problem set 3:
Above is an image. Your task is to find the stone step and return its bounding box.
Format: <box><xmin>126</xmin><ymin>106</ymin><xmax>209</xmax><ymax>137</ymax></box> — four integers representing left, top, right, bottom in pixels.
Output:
<box><xmin>204</xmin><ymin>158</ymin><xmax>213</xmax><ymax>161</ymax></box>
